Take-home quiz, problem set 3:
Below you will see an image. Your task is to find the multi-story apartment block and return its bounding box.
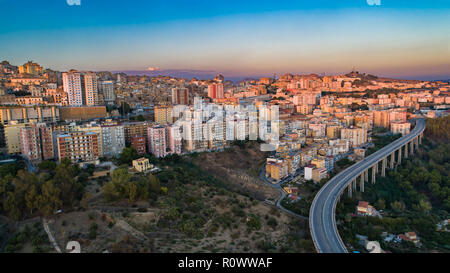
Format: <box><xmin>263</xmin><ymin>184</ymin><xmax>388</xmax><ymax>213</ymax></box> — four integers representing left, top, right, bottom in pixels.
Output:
<box><xmin>373</xmin><ymin>109</ymin><xmax>407</xmax><ymax>129</ymax></box>
<box><xmin>98</xmin><ymin>80</ymin><xmax>115</xmax><ymax>105</ymax></box>
<box><xmin>19</xmin><ymin>123</ymin><xmax>54</xmax><ymax>163</ymax></box>
<box><xmin>76</xmin><ymin>123</ymin><xmax>103</xmax><ymax>156</ymax></box>
<box><xmin>340</xmin><ymin>128</ymin><xmax>367</xmax><ymax>148</ymax></box>
<box><xmin>171</xmin><ymin>88</ymin><xmax>189</xmax><ymax>105</ymax></box>
<box><xmin>311</xmin><ymin>156</ymin><xmax>326</xmax><ymax>169</ymax></box>
<box><xmin>312</xmin><ymin>167</ymin><xmax>327</xmax><ymax>183</ymax></box>
<box><xmin>166</xmin><ymin>124</ymin><xmax>182</xmax><ymax>155</ymax></box>
<box><xmin>296</xmin><ymin>104</ymin><xmax>314</xmax><ymax>115</ymax></box>
<box><xmin>329</xmin><ymin>139</ymin><xmax>350</xmax><ymax>155</ymax></box>
<box><xmin>131</xmin><ymin>135</ymin><xmax>146</xmax><ymax>155</ymax></box>
<box><xmin>63</xmin><ymin>72</ymin><xmax>83</xmax><ymax>106</ymax></box>
<box><xmin>154</xmin><ymin>105</ymin><xmax>173</xmax><ymax>124</ymax></box>
<box><xmin>0</xmin><ymin>106</ymin><xmax>60</xmax><ymax>125</ymax></box>
<box><xmin>181</xmin><ymin>111</ymin><xmax>209</xmax><ymax>152</ymax></box>
<box><xmin>304</xmin><ymin>164</ymin><xmax>314</xmax><ymax>180</ymax></box>
<box><xmin>55</xmin><ymin>131</ymin><xmax>99</xmax><ymax>163</ymax></box>
<box><xmin>309</xmin><ymin>123</ymin><xmax>326</xmax><ymax>137</ymax></box>
<box><xmin>207</xmin><ymin>83</ymin><xmax>224</xmax><ymax>99</ymax></box>
<box><xmin>83</xmin><ymin>72</ymin><xmax>98</xmax><ymax>106</ymax></box>
<box><xmin>63</xmin><ymin>71</ymin><xmax>99</xmax><ymax>106</ymax></box>
<box><xmin>147</xmin><ymin>125</ymin><xmax>167</xmax><ymax>158</ymax></box>
<box><xmin>389</xmin><ymin>110</ymin><xmax>407</xmax><ymax>125</ymax></box>
<box><xmin>326</xmin><ymin>125</ymin><xmax>341</xmax><ymax>139</ymax></box>
<box><xmin>286</xmin><ymin>152</ymin><xmax>301</xmax><ymax>174</ymax></box>
<box><xmin>391</xmin><ymin>122</ymin><xmax>411</xmax><ymax>136</ymax></box>
<box><xmin>4</xmin><ymin>122</ymin><xmax>27</xmax><ymax>154</ymax></box>
<box><xmin>101</xmin><ymin>124</ymin><xmax>125</xmax><ymax>157</ymax></box>
<box><xmin>266</xmin><ymin>158</ymin><xmax>288</xmax><ymax>181</ymax></box>
<box><xmin>293</xmin><ymin>93</ymin><xmax>318</xmax><ymax>105</ymax></box>
<box><xmin>373</xmin><ymin>110</ymin><xmax>390</xmax><ymax>128</ymax></box>
<box><xmin>325</xmin><ymin>156</ymin><xmax>334</xmax><ymax>173</ymax></box>
<box><xmin>123</xmin><ymin>121</ymin><xmax>149</xmax><ymax>146</ymax></box>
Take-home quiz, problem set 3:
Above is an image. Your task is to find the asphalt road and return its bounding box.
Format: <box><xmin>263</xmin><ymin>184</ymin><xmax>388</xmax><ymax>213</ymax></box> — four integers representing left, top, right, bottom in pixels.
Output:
<box><xmin>309</xmin><ymin>119</ymin><xmax>426</xmax><ymax>253</ymax></box>
<box><xmin>259</xmin><ymin>164</ymin><xmax>308</xmax><ymax>220</ymax></box>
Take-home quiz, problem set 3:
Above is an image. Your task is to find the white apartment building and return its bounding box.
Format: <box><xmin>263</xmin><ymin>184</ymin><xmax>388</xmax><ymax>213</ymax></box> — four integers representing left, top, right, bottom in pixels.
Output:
<box><xmin>101</xmin><ymin>125</ymin><xmax>125</xmax><ymax>157</ymax></box>
<box><xmin>63</xmin><ymin>71</ymin><xmax>99</xmax><ymax>106</ymax></box>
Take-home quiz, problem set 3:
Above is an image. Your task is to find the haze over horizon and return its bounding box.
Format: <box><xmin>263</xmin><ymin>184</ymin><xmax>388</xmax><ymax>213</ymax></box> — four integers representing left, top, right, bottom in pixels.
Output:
<box><xmin>1</xmin><ymin>0</ymin><xmax>449</xmax><ymax>80</ymax></box>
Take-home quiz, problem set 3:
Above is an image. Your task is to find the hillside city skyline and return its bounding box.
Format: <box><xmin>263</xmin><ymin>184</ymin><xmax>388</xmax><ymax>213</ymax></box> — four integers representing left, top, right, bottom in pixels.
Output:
<box><xmin>2</xmin><ymin>59</ymin><xmax>448</xmax><ymax>83</ymax></box>
<box><xmin>0</xmin><ymin>0</ymin><xmax>449</xmax><ymax>262</ymax></box>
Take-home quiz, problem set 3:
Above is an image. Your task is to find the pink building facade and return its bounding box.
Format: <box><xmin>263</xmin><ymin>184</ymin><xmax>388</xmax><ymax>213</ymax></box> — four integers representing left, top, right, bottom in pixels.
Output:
<box><xmin>147</xmin><ymin>125</ymin><xmax>167</xmax><ymax>158</ymax></box>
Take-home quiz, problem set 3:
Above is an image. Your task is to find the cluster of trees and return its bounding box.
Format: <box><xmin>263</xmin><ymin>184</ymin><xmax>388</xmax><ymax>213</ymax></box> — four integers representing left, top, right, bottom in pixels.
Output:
<box><xmin>336</xmin><ymin>158</ymin><xmax>355</xmax><ymax>169</ymax></box>
<box><xmin>0</xmin><ymin>161</ymin><xmax>25</xmax><ymax>178</ymax></box>
<box><xmin>129</xmin><ymin>115</ymin><xmax>146</xmax><ymax>122</ymax></box>
<box><xmin>0</xmin><ymin>158</ymin><xmax>85</xmax><ymax>220</ymax></box>
<box><xmin>323</xmin><ymin>87</ymin><xmax>401</xmax><ymax>99</ymax></box>
<box><xmin>366</xmin><ymin>133</ymin><xmax>402</xmax><ymax>156</ymax></box>
<box><xmin>149</xmin><ymin>159</ymin><xmax>237</xmax><ymax>239</ymax></box>
<box><xmin>103</xmin><ymin>168</ymin><xmax>164</xmax><ymax>203</ymax></box>
<box><xmin>271</xmin><ymin>96</ymin><xmax>286</xmax><ymax>101</ymax></box>
<box><xmin>118</xmin><ymin>102</ymin><xmax>132</xmax><ymax>115</ymax></box>
<box><xmin>281</xmin><ymin>181</ymin><xmax>322</xmax><ymax>217</ymax></box>
<box><xmin>12</xmin><ymin>91</ymin><xmax>31</xmax><ymax>97</ymax></box>
<box><xmin>425</xmin><ymin>115</ymin><xmax>450</xmax><ymax>142</ymax></box>
<box><xmin>4</xmin><ymin>221</ymin><xmax>51</xmax><ymax>253</ymax></box>
<box><xmin>118</xmin><ymin>147</ymin><xmax>140</xmax><ymax>165</ymax></box>
<box><xmin>338</xmin><ymin>198</ymin><xmax>450</xmax><ymax>252</ymax></box>
<box><xmin>350</xmin><ymin>103</ymin><xmax>369</xmax><ymax>111</ymax></box>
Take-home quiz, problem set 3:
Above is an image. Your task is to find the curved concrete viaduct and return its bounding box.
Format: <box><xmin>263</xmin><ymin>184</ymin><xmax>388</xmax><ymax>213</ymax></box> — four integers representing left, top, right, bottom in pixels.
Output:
<box><xmin>309</xmin><ymin>119</ymin><xmax>426</xmax><ymax>253</ymax></box>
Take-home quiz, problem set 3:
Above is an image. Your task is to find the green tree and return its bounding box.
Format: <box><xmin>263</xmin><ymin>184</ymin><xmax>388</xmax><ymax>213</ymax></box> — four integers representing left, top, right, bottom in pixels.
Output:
<box><xmin>0</xmin><ymin>162</ymin><xmax>25</xmax><ymax>178</ymax></box>
<box><xmin>103</xmin><ymin>168</ymin><xmax>133</xmax><ymax>202</ymax></box>
<box><xmin>148</xmin><ymin>174</ymin><xmax>161</xmax><ymax>194</ymax></box>
<box><xmin>38</xmin><ymin>160</ymin><xmax>57</xmax><ymax>172</ymax></box>
<box><xmin>0</xmin><ymin>175</ymin><xmax>13</xmax><ymax>209</ymax></box>
<box><xmin>166</xmin><ymin>207</ymin><xmax>180</xmax><ymax>221</ymax></box>
<box><xmin>391</xmin><ymin>201</ymin><xmax>405</xmax><ymax>213</ymax></box>
<box><xmin>80</xmin><ymin>192</ymin><xmax>92</xmax><ymax>210</ymax></box>
<box><xmin>127</xmin><ymin>182</ymin><xmax>137</xmax><ymax>203</ymax></box>
<box><xmin>119</xmin><ymin>147</ymin><xmax>139</xmax><ymax>165</ymax></box>
<box><xmin>118</xmin><ymin>102</ymin><xmax>132</xmax><ymax>115</ymax></box>
<box><xmin>4</xmin><ymin>191</ymin><xmax>22</xmax><ymax>220</ymax></box>
<box><xmin>375</xmin><ymin>199</ymin><xmax>386</xmax><ymax>210</ymax></box>
<box><xmin>25</xmin><ymin>184</ymin><xmax>39</xmax><ymax>215</ymax></box>
<box><xmin>414</xmin><ymin>199</ymin><xmax>432</xmax><ymax>214</ymax></box>
<box><xmin>267</xmin><ymin>217</ymin><xmax>278</xmax><ymax>228</ymax></box>
<box><xmin>38</xmin><ymin>180</ymin><xmax>63</xmax><ymax>216</ymax></box>
<box><xmin>54</xmin><ymin>158</ymin><xmax>83</xmax><ymax>207</ymax></box>
<box><xmin>89</xmin><ymin>223</ymin><xmax>98</xmax><ymax>239</ymax></box>
<box><xmin>246</xmin><ymin>215</ymin><xmax>261</xmax><ymax>231</ymax></box>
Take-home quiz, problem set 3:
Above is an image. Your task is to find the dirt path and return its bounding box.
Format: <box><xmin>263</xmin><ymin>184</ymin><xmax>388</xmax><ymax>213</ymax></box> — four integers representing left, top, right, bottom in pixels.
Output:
<box><xmin>42</xmin><ymin>218</ymin><xmax>62</xmax><ymax>253</ymax></box>
<box><xmin>115</xmin><ymin>219</ymin><xmax>149</xmax><ymax>241</ymax></box>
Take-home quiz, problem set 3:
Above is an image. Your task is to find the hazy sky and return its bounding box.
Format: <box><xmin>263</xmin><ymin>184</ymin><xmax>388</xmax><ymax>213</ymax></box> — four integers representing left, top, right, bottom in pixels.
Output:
<box><xmin>0</xmin><ymin>0</ymin><xmax>449</xmax><ymax>79</ymax></box>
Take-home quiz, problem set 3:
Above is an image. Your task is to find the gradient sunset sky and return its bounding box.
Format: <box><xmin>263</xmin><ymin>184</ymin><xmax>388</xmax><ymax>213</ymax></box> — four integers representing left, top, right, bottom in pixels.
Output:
<box><xmin>1</xmin><ymin>0</ymin><xmax>449</xmax><ymax>80</ymax></box>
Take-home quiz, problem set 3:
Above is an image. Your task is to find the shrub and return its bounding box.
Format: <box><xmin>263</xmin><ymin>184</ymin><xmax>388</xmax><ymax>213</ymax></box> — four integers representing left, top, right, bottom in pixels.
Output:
<box><xmin>89</xmin><ymin>223</ymin><xmax>98</xmax><ymax>239</ymax></box>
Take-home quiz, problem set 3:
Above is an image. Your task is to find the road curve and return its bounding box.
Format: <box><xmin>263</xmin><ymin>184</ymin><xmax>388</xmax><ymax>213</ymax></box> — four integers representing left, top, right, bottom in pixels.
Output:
<box><xmin>259</xmin><ymin>165</ymin><xmax>308</xmax><ymax>220</ymax></box>
<box><xmin>309</xmin><ymin>119</ymin><xmax>426</xmax><ymax>253</ymax></box>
